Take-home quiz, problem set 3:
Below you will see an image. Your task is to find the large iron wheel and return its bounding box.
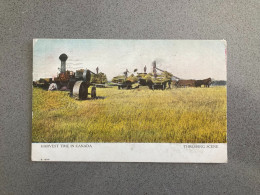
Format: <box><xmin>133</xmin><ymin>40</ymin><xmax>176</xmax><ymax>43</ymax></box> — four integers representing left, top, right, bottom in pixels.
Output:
<box><xmin>72</xmin><ymin>81</ymin><xmax>89</xmax><ymax>100</ymax></box>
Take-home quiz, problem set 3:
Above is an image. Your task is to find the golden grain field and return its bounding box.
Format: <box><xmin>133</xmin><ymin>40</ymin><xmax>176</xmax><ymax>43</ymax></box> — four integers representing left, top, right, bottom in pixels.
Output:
<box><xmin>32</xmin><ymin>86</ymin><xmax>227</xmax><ymax>143</ymax></box>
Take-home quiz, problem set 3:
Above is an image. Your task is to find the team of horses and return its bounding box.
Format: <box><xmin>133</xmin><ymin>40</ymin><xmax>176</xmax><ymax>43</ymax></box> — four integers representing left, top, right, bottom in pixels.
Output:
<box><xmin>173</xmin><ymin>78</ymin><xmax>212</xmax><ymax>88</ymax></box>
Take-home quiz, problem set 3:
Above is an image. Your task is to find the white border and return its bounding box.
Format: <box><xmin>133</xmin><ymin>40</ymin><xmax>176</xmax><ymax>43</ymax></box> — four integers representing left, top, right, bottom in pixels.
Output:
<box><xmin>32</xmin><ymin>143</ymin><xmax>227</xmax><ymax>163</ymax></box>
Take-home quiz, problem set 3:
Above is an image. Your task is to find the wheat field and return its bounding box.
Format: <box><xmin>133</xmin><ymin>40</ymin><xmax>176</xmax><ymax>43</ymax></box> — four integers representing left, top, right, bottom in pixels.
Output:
<box><xmin>32</xmin><ymin>86</ymin><xmax>227</xmax><ymax>143</ymax></box>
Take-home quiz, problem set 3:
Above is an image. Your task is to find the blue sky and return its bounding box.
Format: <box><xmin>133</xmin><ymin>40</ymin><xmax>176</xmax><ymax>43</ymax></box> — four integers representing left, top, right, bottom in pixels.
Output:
<box><xmin>33</xmin><ymin>39</ymin><xmax>227</xmax><ymax>81</ymax></box>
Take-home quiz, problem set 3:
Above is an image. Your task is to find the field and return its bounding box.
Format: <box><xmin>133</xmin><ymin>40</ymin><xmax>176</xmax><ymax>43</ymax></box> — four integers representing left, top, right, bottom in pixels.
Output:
<box><xmin>32</xmin><ymin>86</ymin><xmax>227</xmax><ymax>143</ymax></box>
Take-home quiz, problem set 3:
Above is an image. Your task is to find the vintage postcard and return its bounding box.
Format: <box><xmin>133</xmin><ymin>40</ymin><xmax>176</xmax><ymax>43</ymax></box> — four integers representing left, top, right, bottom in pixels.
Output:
<box><xmin>32</xmin><ymin>39</ymin><xmax>227</xmax><ymax>163</ymax></box>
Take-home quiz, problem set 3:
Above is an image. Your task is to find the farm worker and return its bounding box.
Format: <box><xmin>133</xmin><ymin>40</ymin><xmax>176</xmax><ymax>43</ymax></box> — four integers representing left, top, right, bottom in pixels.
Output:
<box><xmin>168</xmin><ymin>80</ymin><xmax>171</xmax><ymax>89</ymax></box>
<box><xmin>124</xmin><ymin>69</ymin><xmax>129</xmax><ymax>77</ymax></box>
<box><xmin>144</xmin><ymin>65</ymin><xmax>147</xmax><ymax>73</ymax></box>
<box><xmin>152</xmin><ymin>62</ymin><xmax>157</xmax><ymax>78</ymax></box>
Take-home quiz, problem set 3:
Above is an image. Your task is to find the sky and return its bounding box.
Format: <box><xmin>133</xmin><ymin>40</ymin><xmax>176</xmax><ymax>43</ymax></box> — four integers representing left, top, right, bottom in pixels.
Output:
<box><xmin>33</xmin><ymin>39</ymin><xmax>227</xmax><ymax>81</ymax></box>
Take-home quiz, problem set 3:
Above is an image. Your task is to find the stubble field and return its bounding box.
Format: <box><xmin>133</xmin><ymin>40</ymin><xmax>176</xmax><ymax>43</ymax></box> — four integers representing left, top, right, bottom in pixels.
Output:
<box><xmin>32</xmin><ymin>86</ymin><xmax>227</xmax><ymax>143</ymax></box>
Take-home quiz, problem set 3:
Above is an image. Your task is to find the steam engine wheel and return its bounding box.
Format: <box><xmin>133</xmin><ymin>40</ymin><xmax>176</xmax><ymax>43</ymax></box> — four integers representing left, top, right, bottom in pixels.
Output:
<box><xmin>72</xmin><ymin>81</ymin><xmax>89</xmax><ymax>100</ymax></box>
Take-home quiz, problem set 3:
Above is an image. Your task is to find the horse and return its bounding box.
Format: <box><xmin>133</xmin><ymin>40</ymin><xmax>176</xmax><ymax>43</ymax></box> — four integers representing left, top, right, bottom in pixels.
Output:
<box><xmin>195</xmin><ymin>78</ymin><xmax>212</xmax><ymax>87</ymax></box>
<box><xmin>176</xmin><ymin>80</ymin><xmax>196</xmax><ymax>87</ymax></box>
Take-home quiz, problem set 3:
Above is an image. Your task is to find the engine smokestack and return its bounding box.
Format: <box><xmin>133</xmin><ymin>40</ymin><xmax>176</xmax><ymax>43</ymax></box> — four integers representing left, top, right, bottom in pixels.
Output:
<box><xmin>59</xmin><ymin>53</ymin><xmax>68</xmax><ymax>73</ymax></box>
<box><xmin>152</xmin><ymin>60</ymin><xmax>157</xmax><ymax>75</ymax></box>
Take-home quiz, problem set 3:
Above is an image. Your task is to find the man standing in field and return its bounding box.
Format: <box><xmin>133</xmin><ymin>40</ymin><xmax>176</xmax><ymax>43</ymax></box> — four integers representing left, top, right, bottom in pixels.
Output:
<box><xmin>124</xmin><ymin>69</ymin><xmax>129</xmax><ymax>77</ymax></box>
<box><xmin>168</xmin><ymin>80</ymin><xmax>171</xmax><ymax>89</ymax></box>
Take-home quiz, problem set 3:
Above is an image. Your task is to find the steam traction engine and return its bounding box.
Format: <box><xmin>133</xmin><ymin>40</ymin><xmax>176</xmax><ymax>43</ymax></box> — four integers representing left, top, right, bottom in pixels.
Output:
<box><xmin>50</xmin><ymin>53</ymin><xmax>96</xmax><ymax>100</ymax></box>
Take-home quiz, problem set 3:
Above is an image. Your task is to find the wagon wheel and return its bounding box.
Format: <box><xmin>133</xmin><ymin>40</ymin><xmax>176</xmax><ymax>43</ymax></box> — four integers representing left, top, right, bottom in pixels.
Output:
<box><xmin>91</xmin><ymin>87</ymin><xmax>96</xmax><ymax>99</ymax></box>
<box><xmin>72</xmin><ymin>81</ymin><xmax>89</xmax><ymax>100</ymax></box>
